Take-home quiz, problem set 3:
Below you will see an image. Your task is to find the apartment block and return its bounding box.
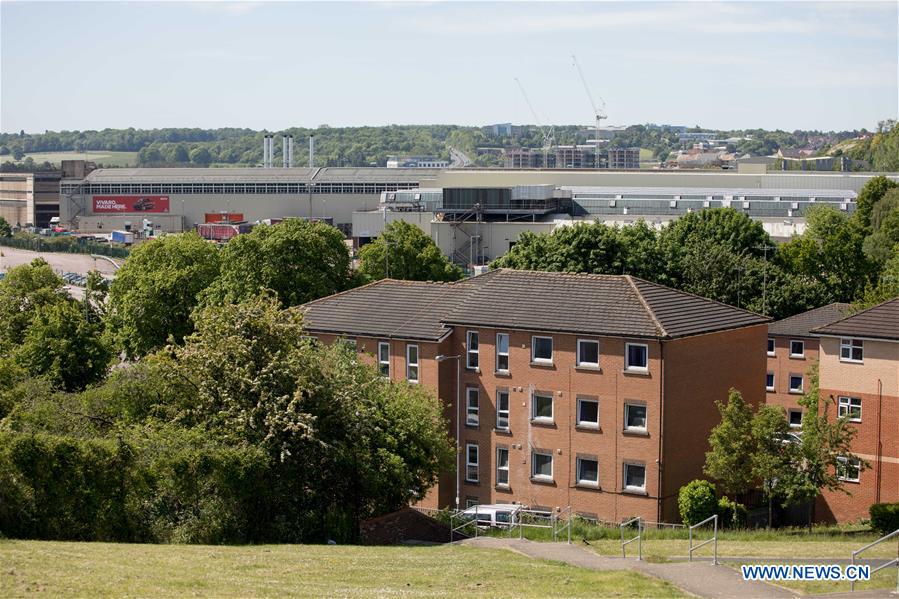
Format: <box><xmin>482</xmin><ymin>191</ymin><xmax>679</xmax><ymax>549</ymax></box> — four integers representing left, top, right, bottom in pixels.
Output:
<box><xmin>301</xmin><ymin>269</ymin><xmax>768</xmax><ymax>524</ymax></box>
<box><xmin>810</xmin><ymin>298</ymin><xmax>899</xmax><ymax>523</ymax></box>
<box><xmin>766</xmin><ymin>303</ymin><xmax>850</xmax><ymax>429</ymax></box>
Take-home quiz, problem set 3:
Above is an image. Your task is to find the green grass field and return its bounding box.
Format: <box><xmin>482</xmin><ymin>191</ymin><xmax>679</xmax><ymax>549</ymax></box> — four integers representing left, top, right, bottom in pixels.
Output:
<box><xmin>1</xmin><ymin>150</ymin><xmax>138</xmax><ymax>167</ymax></box>
<box><xmin>0</xmin><ymin>540</ymin><xmax>685</xmax><ymax>598</ymax></box>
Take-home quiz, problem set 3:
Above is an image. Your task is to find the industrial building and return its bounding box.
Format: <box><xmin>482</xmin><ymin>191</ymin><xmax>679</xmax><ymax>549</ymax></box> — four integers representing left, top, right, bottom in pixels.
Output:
<box><xmin>0</xmin><ymin>170</ymin><xmax>63</xmax><ymax>228</ymax></box>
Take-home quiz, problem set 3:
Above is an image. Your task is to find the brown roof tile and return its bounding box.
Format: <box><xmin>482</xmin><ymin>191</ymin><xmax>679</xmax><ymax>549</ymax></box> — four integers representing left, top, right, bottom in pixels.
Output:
<box><xmin>811</xmin><ymin>297</ymin><xmax>899</xmax><ymax>341</ymax></box>
<box><xmin>768</xmin><ymin>303</ymin><xmax>852</xmax><ymax>338</ymax></box>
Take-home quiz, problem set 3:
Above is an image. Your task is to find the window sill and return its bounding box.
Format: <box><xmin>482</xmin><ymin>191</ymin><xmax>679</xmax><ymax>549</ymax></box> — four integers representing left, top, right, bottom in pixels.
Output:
<box><xmin>575</xmin><ymin>365</ymin><xmax>601</xmax><ymax>372</ymax></box>
<box><xmin>623</xmin><ymin>428</ymin><xmax>649</xmax><ymax>437</ymax></box>
<box><xmin>839</xmin><ymin>479</ymin><xmax>860</xmax><ymax>485</ymax></box>
<box><xmin>767</xmin><ymin>352</ymin><xmax>776</xmax><ymax>358</ymax></box>
<box><xmin>576</xmin><ymin>482</ymin><xmax>600</xmax><ymax>490</ymax></box>
<box><xmin>623</xmin><ymin>368</ymin><xmax>650</xmax><ymax>376</ymax></box>
<box><xmin>466</xmin><ymin>367</ymin><xmax>480</xmax><ymax>373</ymax></box>
<box><xmin>530</xmin><ymin>477</ymin><xmax>555</xmax><ymax>486</ymax></box>
<box><xmin>495</xmin><ymin>483</ymin><xmax>511</xmax><ymax>491</ymax></box>
<box><xmin>464</xmin><ymin>479</ymin><xmax>480</xmax><ymax>486</ymax></box>
<box><xmin>494</xmin><ymin>427</ymin><xmax>512</xmax><ymax>435</ymax></box>
<box><xmin>576</xmin><ymin>424</ymin><xmax>600</xmax><ymax>432</ymax></box>
<box><xmin>494</xmin><ymin>370</ymin><xmax>512</xmax><ymax>377</ymax></box>
<box><xmin>848</xmin><ymin>419</ymin><xmax>862</xmax><ymax>424</ymax></box>
<box><xmin>465</xmin><ymin>423</ymin><xmax>480</xmax><ymax>429</ymax></box>
<box><xmin>622</xmin><ymin>487</ymin><xmax>648</xmax><ymax>496</ymax></box>
<box><xmin>766</xmin><ymin>388</ymin><xmax>775</xmax><ymax>393</ymax></box>
<box><xmin>530</xmin><ymin>361</ymin><xmax>555</xmax><ymax>368</ymax></box>
<box><xmin>839</xmin><ymin>359</ymin><xmax>864</xmax><ymax>365</ymax></box>
<box><xmin>788</xmin><ymin>390</ymin><xmax>804</xmax><ymax>395</ymax></box>
<box><xmin>530</xmin><ymin>418</ymin><xmax>555</xmax><ymax>427</ymax></box>
<box><xmin>789</xmin><ymin>355</ymin><xmax>806</xmax><ymax>360</ymax></box>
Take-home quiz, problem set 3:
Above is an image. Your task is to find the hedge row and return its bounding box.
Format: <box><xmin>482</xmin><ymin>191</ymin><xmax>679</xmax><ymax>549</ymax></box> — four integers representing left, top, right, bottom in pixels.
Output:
<box><xmin>0</xmin><ymin>233</ymin><xmax>129</xmax><ymax>259</ymax></box>
<box><xmin>869</xmin><ymin>503</ymin><xmax>899</xmax><ymax>536</ymax></box>
<box><xmin>0</xmin><ymin>429</ymin><xmax>269</xmax><ymax>544</ymax></box>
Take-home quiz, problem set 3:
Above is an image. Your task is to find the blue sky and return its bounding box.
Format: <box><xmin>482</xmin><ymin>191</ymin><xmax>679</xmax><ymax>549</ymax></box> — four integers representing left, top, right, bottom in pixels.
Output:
<box><xmin>2</xmin><ymin>1</ymin><xmax>896</xmax><ymax>133</ymax></box>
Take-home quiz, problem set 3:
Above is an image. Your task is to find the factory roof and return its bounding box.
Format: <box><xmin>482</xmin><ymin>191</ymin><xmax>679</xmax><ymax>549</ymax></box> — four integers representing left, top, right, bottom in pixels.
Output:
<box><xmin>811</xmin><ymin>297</ymin><xmax>899</xmax><ymax>341</ymax></box>
<box><xmin>768</xmin><ymin>303</ymin><xmax>852</xmax><ymax>338</ymax></box>
<box><xmin>81</xmin><ymin>166</ymin><xmax>441</xmax><ymax>184</ymax></box>
<box><xmin>564</xmin><ymin>186</ymin><xmax>857</xmax><ymax>199</ymax></box>
<box><xmin>300</xmin><ymin>269</ymin><xmax>769</xmax><ymax>341</ymax></box>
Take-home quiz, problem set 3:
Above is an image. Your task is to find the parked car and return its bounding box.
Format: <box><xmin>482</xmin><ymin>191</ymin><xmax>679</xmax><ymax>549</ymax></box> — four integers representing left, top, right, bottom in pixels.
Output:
<box><xmin>459</xmin><ymin>504</ymin><xmax>522</xmax><ymax>528</ymax></box>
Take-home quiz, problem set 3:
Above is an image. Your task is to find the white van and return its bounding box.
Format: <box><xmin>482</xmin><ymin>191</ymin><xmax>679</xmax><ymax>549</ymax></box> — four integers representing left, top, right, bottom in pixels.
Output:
<box><xmin>460</xmin><ymin>504</ymin><xmax>521</xmax><ymax>528</ymax></box>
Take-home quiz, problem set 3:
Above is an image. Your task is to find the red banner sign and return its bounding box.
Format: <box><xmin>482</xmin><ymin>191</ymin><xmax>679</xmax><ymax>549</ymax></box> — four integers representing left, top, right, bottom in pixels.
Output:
<box><xmin>93</xmin><ymin>195</ymin><xmax>170</xmax><ymax>213</ymax></box>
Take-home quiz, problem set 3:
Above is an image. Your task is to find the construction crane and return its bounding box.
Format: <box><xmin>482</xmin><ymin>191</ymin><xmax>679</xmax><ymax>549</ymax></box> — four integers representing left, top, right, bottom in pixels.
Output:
<box><xmin>514</xmin><ymin>77</ymin><xmax>555</xmax><ymax>168</ymax></box>
<box><xmin>571</xmin><ymin>54</ymin><xmax>607</xmax><ymax>168</ymax></box>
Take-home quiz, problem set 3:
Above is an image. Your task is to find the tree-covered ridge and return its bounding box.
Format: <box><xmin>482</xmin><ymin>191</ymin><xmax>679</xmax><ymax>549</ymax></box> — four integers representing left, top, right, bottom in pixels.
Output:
<box><xmin>0</xmin><ymin>122</ymin><xmax>890</xmax><ymax>169</ymax></box>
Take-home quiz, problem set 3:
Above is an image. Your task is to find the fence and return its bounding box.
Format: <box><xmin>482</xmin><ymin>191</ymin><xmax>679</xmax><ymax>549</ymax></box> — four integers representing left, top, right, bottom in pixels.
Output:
<box><xmin>688</xmin><ymin>514</ymin><xmax>718</xmax><ymax>564</ymax></box>
<box><xmin>850</xmin><ymin>527</ymin><xmax>899</xmax><ymax>592</ymax></box>
<box><xmin>0</xmin><ymin>234</ymin><xmax>129</xmax><ymax>259</ymax></box>
<box><xmin>444</xmin><ymin>506</ymin><xmax>573</xmax><ymax>544</ymax></box>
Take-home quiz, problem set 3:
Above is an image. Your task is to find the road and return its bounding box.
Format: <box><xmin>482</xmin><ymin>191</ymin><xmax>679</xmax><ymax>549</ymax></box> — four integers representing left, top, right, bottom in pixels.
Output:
<box><xmin>448</xmin><ymin>146</ymin><xmax>472</xmax><ymax>168</ymax></box>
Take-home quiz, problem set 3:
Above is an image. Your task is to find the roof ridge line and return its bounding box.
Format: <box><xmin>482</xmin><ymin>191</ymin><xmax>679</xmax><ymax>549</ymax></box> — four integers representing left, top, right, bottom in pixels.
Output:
<box><xmin>629</xmin><ymin>274</ymin><xmax>769</xmax><ymax>320</ymax></box>
<box><xmin>625</xmin><ymin>275</ymin><xmax>668</xmax><ymax>338</ymax></box>
<box><xmin>299</xmin><ymin>277</ymin><xmax>394</xmax><ymax>310</ymax></box>
<box><xmin>810</xmin><ymin>296</ymin><xmax>899</xmax><ymax>333</ymax></box>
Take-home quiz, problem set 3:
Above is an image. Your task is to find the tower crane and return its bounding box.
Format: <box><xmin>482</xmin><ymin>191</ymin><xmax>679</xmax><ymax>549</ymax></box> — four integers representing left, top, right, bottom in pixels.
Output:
<box><xmin>514</xmin><ymin>77</ymin><xmax>555</xmax><ymax>168</ymax></box>
<box><xmin>571</xmin><ymin>54</ymin><xmax>607</xmax><ymax>168</ymax></box>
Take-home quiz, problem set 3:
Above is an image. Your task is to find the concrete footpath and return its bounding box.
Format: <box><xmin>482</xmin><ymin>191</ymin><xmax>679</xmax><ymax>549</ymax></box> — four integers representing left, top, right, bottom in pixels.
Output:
<box><xmin>460</xmin><ymin>537</ymin><xmax>894</xmax><ymax>598</ymax></box>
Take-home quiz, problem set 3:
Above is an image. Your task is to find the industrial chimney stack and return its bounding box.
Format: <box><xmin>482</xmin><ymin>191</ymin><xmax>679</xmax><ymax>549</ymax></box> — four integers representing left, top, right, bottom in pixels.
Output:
<box><xmin>309</xmin><ymin>135</ymin><xmax>315</xmax><ymax>168</ymax></box>
<box><xmin>282</xmin><ymin>135</ymin><xmax>289</xmax><ymax>168</ymax></box>
<box><xmin>287</xmin><ymin>135</ymin><xmax>294</xmax><ymax>168</ymax></box>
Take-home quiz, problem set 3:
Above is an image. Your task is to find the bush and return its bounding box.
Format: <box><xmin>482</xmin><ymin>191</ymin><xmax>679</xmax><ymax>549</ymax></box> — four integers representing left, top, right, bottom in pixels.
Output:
<box><xmin>717</xmin><ymin>496</ymin><xmax>748</xmax><ymax>529</ymax></box>
<box><xmin>678</xmin><ymin>479</ymin><xmax>718</xmax><ymax>525</ymax></box>
<box><xmin>869</xmin><ymin>503</ymin><xmax>899</xmax><ymax>536</ymax></box>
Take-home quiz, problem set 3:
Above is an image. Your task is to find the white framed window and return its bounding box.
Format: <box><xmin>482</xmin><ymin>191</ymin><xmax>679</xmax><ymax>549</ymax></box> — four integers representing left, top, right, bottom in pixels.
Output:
<box><xmin>623</xmin><ymin>462</ymin><xmax>646</xmax><ymax>492</ymax></box>
<box><xmin>576</xmin><ymin>339</ymin><xmax>599</xmax><ymax>367</ymax></box>
<box><xmin>531</xmin><ymin>391</ymin><xmax>554</xmax><ymax>423</ymax></box>
<box><xmin>576</xmin><ymin>398</ymin><xmax>599</xmax><ymax>428</ymax></box>
<box><xmin>790</xmin><ymin>340</ymin><xmax>805</xmax><ymax>358</ymax></box>
<box><xmin>531</xmin><ymin>450</ymin><xmax>553</xmax><ymax>481</ymax></box>
<box><xmin>531</xmin><ymin>335</ymin><xmax>553</xmax><ymax>363</ymax></box>
<box><xmin>466</xmin><ymin>331</ymin><xmax>479</xmax><ymax>370</ymax></box>
<box><xmin>465</xmin><ymin>443</ymin><xmax>479</xmax><ymax>483</ymax></box>
<box><xmin>496</xmin><ymin>447</ymin><xmax>509</xmax><ymax>486</ymax></box>
<box><xmin>495</xmin><ymin>333</ymin><xmax>510</xmax><ymax>372</ymax></box>
<box><xmin>495</xmin><ymin>389</ymin><xmax>510</xmax><ymax>430</ymax></box>
<box><xmin>789</xmin><ymin>374</ymin><xmax>803</xmax><ymax>394</ymax></box>
<box><xmin>625</xmin><ymin>343</ymin><xmax>648</xmax><ymax>371</ymax></box>
<box><xmin>840</xmin><ymin>338</ymin><xmax>863</xmax><ymax>363</ymax></box>
<box><xmin>767</xmin><ymin>337</ymin><xmax>775</xmax><ymax>356</ymax></box>
<box><xmin>838</xmin><ymin>396</ymin><xmax>862</xmax><ymax>422</ymax></box>
<box><xmin>466</xmin><ymin>387</ymin><xmax>479</xmax><ymax>426</ymax></box>
<box><xmin>766</xmin><ymin>372</ymin><xmax>775</xmax><ymax>392</ymax></box>
<box><xmin>378</xmin><ymin>341</ymin><xmax>390</xmax><ymax>378</ymax></box>
<box><xmin>406</xmin><ymin>344</ymin><xmax>419</xmax><ymax>383</ymax></box>
<box><xmin>788</xmin><ymin>409</ymin><xmax>803</xmax><ymax>429</ymax></box>
<box><xmin>624</xmin><ymin>402</ymin><xmax>647</xmax><ymax>432</ymax></box>
<box><xmin>576</xmin><ymin>456</ymin><xmax>599</xmax><ymax>487</ymax></box>
<box><xmin>837</xmin><ymin>456</ymin><xmax>860</xmax><ymax>482</ymax></box>
<box><xmin>465</xmin><ymin>497</ymin><xmax>479</xmax><ymax>508</ymax></box>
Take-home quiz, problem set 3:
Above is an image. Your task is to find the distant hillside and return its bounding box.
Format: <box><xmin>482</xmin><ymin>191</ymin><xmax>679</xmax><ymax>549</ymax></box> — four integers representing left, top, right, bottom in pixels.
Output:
<box><xmin>0</xmin><ymin>122</ymin><xmax>892</xmax><ymax>171</ymax></box>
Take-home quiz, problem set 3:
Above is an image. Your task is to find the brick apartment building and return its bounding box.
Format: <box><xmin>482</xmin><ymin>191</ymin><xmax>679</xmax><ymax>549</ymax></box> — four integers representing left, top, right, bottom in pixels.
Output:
<box><xmin>809</xmin><ymin>298</ymin><xmax>899</xmax><ymax>523</ymax></box>
<box><xmin>766</xmin><ymin>303</ymin><xmax>851</xmax><ymax>429</ymax></box>
<box><xmin>301</xmin><ymin>269</ymin><xmax>768</xmax><ymax>524</ymax></box>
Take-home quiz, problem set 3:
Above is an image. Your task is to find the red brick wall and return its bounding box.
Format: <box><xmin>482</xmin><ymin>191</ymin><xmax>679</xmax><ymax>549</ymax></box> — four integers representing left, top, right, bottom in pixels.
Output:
<box><xmin>662</xmin><ymin>324</ymin><xmax>768</xmax><ymax>521</ymax></box>
<box><xmin>766</xmin><ymin>335</ymin><xmax>818</xmax><ymax>425</ymax></box>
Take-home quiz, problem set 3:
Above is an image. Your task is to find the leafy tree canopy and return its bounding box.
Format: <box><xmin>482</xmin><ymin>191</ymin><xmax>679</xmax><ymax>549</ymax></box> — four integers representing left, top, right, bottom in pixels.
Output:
<box><xmin>358</xmin><ymin>220</ymin><xmax>463</xmax><ymax>282</ymax></box>
<box><xmin>0</xmin><ymin>258</ymin><xmax>69</xmax><ymax>350</ymax></box>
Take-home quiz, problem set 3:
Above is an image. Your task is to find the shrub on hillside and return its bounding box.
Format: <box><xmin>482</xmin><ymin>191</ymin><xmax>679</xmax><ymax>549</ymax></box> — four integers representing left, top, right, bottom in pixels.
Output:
<box><xmin>678</xmin><ymin>479</ymin><xmax>718</xmax><ymax>525</ymax></box>
<box><xmin>869</xmin><ymin>503</ymin><xmax>899</xmax><ymax>536</ymax></box>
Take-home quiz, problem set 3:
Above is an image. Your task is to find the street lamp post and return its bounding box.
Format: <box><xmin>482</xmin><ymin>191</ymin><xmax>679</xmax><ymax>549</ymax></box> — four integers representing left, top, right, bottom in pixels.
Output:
<box><xmin>436</xmin><ymin>354</ymin><xmax>462</xmax><ymax>511</ymax></box>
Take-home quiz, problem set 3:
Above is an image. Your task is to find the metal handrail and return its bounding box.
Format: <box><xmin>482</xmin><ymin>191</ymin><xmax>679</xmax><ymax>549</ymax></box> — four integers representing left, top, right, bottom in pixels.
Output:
<box><xmin>688</xmin><ymin>514</ymin><xmax>718</xmax><ymax>564</ymax></box>
<box><xmin>850</xmin><ymin>528</ymin><xmax>899</xmax><ymax>592</ymax></box>
<box><xmin>620</xmin><ymin>516</ymin><xmax>643</xmax><ymax>560</ymax></box>
<box><xmin>552</xmin><ymin>506</ymin><xmax>572</xmax><ymax>544</ymax></box>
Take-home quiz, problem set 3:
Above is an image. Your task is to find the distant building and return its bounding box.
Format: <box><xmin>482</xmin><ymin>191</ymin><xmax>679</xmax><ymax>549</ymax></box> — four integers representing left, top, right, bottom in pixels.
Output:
<box><xmin>386</xmin><ymin>156</ymin><xmax>450</xmax><ymax>169</ymax></box>
<box><xmin>482</xmin><ymin>123</ymin><xmax>524</xmax><ymax>137</ymax></box>
<box><xmin>607</xmin><ymin>147</ymin><xmax>641</xmax><ymax>169</ymax></box>
<box><xmin>0</xmin><ymin>170</ymin><xmax>62</xmax><ymax>228</ymax></box>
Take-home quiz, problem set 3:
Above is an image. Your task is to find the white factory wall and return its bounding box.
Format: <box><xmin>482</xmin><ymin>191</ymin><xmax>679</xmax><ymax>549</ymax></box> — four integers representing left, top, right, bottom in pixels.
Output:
<box><xmin>352</xmin><ymin>210</ymin><xmax>437</xmax><ymax>241</ymax></box>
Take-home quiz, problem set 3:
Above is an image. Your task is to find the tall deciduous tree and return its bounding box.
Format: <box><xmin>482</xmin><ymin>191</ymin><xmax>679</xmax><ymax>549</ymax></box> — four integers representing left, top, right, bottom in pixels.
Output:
<box><xmin>106</xmin><ymin>232</ymin><xmax>220</xmax><ymax>358</ymax></box>
<box><xmin>0</xmin><ymin>258</ymin><xmax>69</xmax><ymax>351</ymax></box>
<box><xmin>358</xmin><ymin>220</ymin><xmax>463</xmax><ymax>282</ymax></box>
<box><xmin>751</xmin><ymin>405</ymin><xmax>793</xmax><ymax>528</ymax></box>
<box><xmin>704</xmin><ymin>389</ymin><xmax>756</xmax><ymax>497</ymax></box>
<box><xmin>855</xmin><ymin>175</ymin><xmax>898</xmax><ymax>230</ymax></box>
<box><xmin>204</xmin><ymin>219</ymin><xmax>353</xmax><ymax>307</ymax></box>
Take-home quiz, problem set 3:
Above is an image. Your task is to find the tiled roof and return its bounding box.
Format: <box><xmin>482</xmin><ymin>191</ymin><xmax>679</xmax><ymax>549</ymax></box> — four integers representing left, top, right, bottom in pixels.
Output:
<box><xmin>768</xmin><ymin>303</ymin><xmax>852</xmax><ymax>338</ymax></box>
<box><xmin>811</xmin><ymin>297</ymin><xmax>899</xmax><ymax>341</ymax></box>
<box><xmin>299</xmin><ymin>273</ymin><xmax>498</xmax><ymax>341</ymax></box>
<box><xmin>301</xmin><ymin>269</ymin><xmax>769</xmax><ymax>341</ymax></box>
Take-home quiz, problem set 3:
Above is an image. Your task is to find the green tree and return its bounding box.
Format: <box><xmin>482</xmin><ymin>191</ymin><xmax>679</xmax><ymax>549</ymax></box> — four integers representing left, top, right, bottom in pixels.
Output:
<box><xmin>162</xmin><ymin>295</ymin><xmax>454</xmax><ymax>541</ymax></box>
<box><xmin>204</xmin><ymin>219</ymin><xmax>353</xmax><ymax>307</ymax></box>
<box><xmin>751</xmin><ymin>405</ymin><xmax>792</xmax><ymax>528</ymax></box>
<box><xmin>855</xmin><ymin>175</ymin><xmax>898</xmax><ymax>230</ymax></box>
<box><xmin>704</xmin><ymin>389</ymin><xmax>756</xmax><ymax>497</ymax></box>
<box><xmin>0</xmin><ymin>258</ymin><xmax>68</xmax><ymax>351</ymax></box>
<box><xmin>862</xmin><ymin>189</ymin><xmax>899</xmax><ymax>264</ymax></box>
<box><xmin>0</xmin><ymin>216</ymin><xmax>11</xmax><ymax>237</ymax></box>
<box><xmin>856</xmin><ymin>248</ymin><xmax>899</xmax><ymax>308</ymax></box>
<box><xmin>106</xmin><ymin>232</ymin><xmax>220</xmax><ymax>358</ymax></box>
<box><xmin>678</xmin><ymin>479</ymin><xmax>718</xmax><ymax>526</ymax></box>
<box><xmin>359</xmin><ymin>220</ymin><xmax>463</xmax><ymax>282</ymax></box>
<box><xmin>777</xmin><ymin>365</ymin><xmax>868</xmax><ymax>526</ymax></box>
<box><xmin>189</xmin><ymin>146</ymin><xmax>212</xmax><ymax>166</ymax></box>
<box><xmin>14</xmin><ymin>299</ymin><xmax>112</xmax><ymax>392</ymax></box>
